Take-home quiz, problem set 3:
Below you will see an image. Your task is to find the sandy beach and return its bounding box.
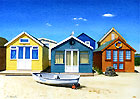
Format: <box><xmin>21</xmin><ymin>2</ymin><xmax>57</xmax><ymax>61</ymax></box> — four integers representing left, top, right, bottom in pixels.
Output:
<box><xmin>0</xmin><ymin>67</ymin><xmax>140</xmax><ymax>99</ymax></box>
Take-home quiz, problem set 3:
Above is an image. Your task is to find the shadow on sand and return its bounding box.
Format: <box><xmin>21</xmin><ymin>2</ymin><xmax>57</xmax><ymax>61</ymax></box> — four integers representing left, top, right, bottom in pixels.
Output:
<box><xmin>39</xmin><ymin>82</ymin><xmax>86</xmax><ymax>89</ymax></box>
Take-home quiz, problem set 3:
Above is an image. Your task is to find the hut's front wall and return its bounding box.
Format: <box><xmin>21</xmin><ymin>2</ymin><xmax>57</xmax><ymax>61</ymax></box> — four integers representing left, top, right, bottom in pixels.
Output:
<box><xmin>101</xmin><ymin>40</ymin><xmax>135</xmax><ymax>72</ymax></box>
<box><xmin>51</xmin><ymin>39</ymin><xmax>93</xmax><ymax>73</ymax></box>
<box><xmin>6</xmin><ymin>34</ymin><xmax>47</xmax><ymax>70</ymax></box>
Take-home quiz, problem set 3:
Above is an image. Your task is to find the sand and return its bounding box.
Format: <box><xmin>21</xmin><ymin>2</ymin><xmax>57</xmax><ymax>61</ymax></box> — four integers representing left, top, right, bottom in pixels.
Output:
<box><xmin>0</xmin><ymin>67</ymin><xmax>140</xmax><ymax>99</ymax></box>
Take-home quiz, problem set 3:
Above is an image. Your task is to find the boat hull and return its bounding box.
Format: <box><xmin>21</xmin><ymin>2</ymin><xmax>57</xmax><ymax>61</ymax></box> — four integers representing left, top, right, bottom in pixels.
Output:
<box><xmin>32</xmin><ymin>73</ymin><xmax>80</xmax><ymax>86</ymax></box>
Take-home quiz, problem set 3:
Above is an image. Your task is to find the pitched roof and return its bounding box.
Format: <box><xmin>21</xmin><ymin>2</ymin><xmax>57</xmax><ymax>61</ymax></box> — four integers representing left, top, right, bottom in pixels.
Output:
<box><xmin>52</xmin><ymin>36</ymin><xmax>93</xmax><ymax>50</ymax></box>
<box><xmin>0</xmin><ymin>37</ymin><xmax>8</xmax><ymax>46</ymax></box>
<box><xmin>94</xmin><ymin>39</ymin><xmax>115</xmax><ymax>52</ymax></box>
<box><xmin>98</xmin><ymin>27</ymin><xmax>126</xmax><ymax>43</ymax></box>
<box><xmin>94</xmin><ymin>37</ymin><xmax>136</xmax><ymax>52</ymax></box>
<box><xmin>77</xmin><ymin>33</ymin><xmax>96</xmax><ymax>41</ymax></box>
<box><xmin>38</xmin><ymin>38</ymin><xmax>57</xmax><ymax>44</ymax></box>
<box><xmin>4</xmin><ymin>32</ymin><xmax>48</xmax><ymax>48</ymax></box>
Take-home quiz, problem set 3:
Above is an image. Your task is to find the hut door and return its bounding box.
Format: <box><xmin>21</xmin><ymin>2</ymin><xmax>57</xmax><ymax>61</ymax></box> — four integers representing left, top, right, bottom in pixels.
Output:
<box><xmin>17</xmin><ymin>46</ymin><xmax>31</xmax><ymax>70</ymax></box>
<box><xmin>113</xmin><ymin>50</ymin><xmax>124</xmax><ymax>72</ymax></box>
<box><xmin>65</xmin><ymin>50</ymin><xmax>79</xmax><ymax>72</ymax></box>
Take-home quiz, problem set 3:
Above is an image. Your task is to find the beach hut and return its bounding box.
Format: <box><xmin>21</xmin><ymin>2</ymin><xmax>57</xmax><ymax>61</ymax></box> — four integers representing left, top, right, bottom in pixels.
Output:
<box><xmin>51</xmin><ymin>35</ymin><xmax>93</xmax><ymax>73</ymax></box>
<box><xmin>38</xmin><ymin>38</ymin><xmax>57</xmax><ymax>66</ymax></box>
<box><xmin>0</xmin><ymin>37</ymin><xmax>8</xmax><ymax>71</ymax></box>
<box><xmin>97</xmin><ymin>27</ymin><xmax>126</xmax><ymax>48</ymax></box>
<box><xmin>77</xmin><ymin>33</ymin><xmax>96</xmax><ymax>50</ymax></box>
<box><xmin>4</xmin><ymin>32</ymin><xmax>49</xmax><ymax>71</ymax></box>
<box><xmin>93</xmin><ymin>37</ymin><xmax>136</xmax><ymax>72</ymax></box>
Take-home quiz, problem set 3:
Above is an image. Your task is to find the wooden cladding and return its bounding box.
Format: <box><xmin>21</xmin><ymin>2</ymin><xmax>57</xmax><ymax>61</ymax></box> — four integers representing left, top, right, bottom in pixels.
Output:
<box><xmin>104</xmin><ymin>49</ymin><xmax>132</xmax><ymax>72</ymax></box>
<box><xmin>0</xmin><ymin>47</ymin><xmax>6</xmax><ymax>70</ymax></box>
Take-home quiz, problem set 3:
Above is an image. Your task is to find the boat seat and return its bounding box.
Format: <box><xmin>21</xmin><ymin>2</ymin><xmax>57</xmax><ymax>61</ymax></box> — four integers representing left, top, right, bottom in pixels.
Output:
<box><xmin>53</xmin><ymin>75</ymin><xmax>60</xmax><ymax>79</ymax></box>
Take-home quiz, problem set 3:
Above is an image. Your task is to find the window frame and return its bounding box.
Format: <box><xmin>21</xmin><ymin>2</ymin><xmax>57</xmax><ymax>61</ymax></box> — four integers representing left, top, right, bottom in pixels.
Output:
<box><xmin>25</xmin><ymin>46</ymin><xmax>31</xmax><ymax>59</ymax></box>
<box><xmin>55</xmin><ymin>51</ymin><xmax>64</xmax><ymax>64</ymax></box>
<box><xmin>10</xmin><ymin>46</ymin><xmax>17</xmax><ymax>60</ymax></box>
<box><xmin>113</xmin><ymin>50</ymin><xmax>118</xmax><ymax>62</ymax></box>
<box><xmin>125</xmin><ymin>50</ymin><xmax>131</xmax><ymax>61</ymax></box>
<box><xmin>85</xmin><ymin>41</ymin><xmax>90</xmax><ymax>46</ymax></box>
<box><xmin>119</xmin><ymin>64</ymin><xmax>124</xmax><ymax>69</ymax></box>
<box><xmin>105</xmin><ymin>50</ymin><xmax>111</xmax><ymax>60</ymax></box>
<box><xmin>32</xmin><ymin>46</ymin><xmax>39</xmax><ymax>60</ymax></box>
<box><xmin>80</xmin><ymin>51</ymin><xmax>89</xmax><ymax>64</ymax></box>
<box><xmin>113</xmin><ymin>63</ymin><xmax>117</xmax><ymax>69</ymax></box>
<box><xmin>111</xmin><ymin>33</ymin><xmax>115</xmax><ymax>40</ymax></box>
<box><xmin>119</xmin><ymin>50</ymin><xmax>124</xmax><ymax>62</ymax></box>
<box><xmin>19</xmin><ymin>38</ymin><xmax>30</xmax><ymax>43</ymax></box>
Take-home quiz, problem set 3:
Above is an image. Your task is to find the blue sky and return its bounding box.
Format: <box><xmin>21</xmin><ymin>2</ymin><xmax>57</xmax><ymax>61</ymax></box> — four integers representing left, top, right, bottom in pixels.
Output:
<box><xmin>0</xmin><ymin>0</ymin><xmax>140</xmax><ymax>53</ymax></box>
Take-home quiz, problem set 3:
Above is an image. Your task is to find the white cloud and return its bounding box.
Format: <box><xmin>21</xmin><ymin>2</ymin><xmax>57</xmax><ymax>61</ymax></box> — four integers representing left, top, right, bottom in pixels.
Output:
<box><xmin>46</xmin><ymin>23</ymin><xmax>52</xmax><ymax>26</ymax></box>
<box><xmin>78</xmin><ymin>17</ymin><xmax>83</xmax><ymax>20</ymax></box>
<box><xmin>83</xmin><ymin>19</ymin><xmax>87</xmax><ymax>21</ymax></box>
<box><xmin>73</xmin><ymin>17</ymin><xmax>88</xmax><ymax>21</ymax></box>
<box><xmin>102</xmin><ymin>14</ymin><xmax>115</xmax><ymax>17</ymax></box>
<box><xmin>75</xmin><ymin>24</ymin><xmax>79</xmax><ymax>26</ymax></box>
<box><xmin>73</xmin><ymin>18</ymin><xmax>77</xmax><ymax>20</ymax></box>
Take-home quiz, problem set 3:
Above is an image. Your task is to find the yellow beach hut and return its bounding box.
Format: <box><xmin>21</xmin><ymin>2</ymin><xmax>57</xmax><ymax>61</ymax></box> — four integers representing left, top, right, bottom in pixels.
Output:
<box><xmin>4</xmin><ymin>32</ymin><xmax>49</xmax><ymax>71</ymax></box>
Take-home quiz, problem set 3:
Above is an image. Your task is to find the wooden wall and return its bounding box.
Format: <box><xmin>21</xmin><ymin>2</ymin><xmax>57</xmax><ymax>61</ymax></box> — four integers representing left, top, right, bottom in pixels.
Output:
<box><xmin>0</xmin><ymin>47</ymin><xmax>6</xmax><ymax>71</ymax></box>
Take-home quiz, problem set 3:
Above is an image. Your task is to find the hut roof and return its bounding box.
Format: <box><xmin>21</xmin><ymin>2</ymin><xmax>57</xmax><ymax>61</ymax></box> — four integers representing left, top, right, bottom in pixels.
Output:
<box><xmin>0</xmin><ymin>37</ymin><xmax>8</xmax><ymax>46</ymax></box>
<box><xmin>94</xmin><ymin>39</ymin><xmax>115</xmax><ymax>52</ymax></box>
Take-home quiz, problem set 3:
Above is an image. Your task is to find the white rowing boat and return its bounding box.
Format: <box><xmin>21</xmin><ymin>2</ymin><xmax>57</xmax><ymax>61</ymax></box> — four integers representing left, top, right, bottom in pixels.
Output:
<box><xmin>32</xmin><ymin>73</ymin><xmax>80</xmax><ymax>88</ymax></box>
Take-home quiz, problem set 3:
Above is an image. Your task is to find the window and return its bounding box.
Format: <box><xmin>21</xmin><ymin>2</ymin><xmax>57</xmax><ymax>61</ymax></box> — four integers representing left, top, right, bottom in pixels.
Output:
<box><xmin>113</xmin><ymin>50</ymin><xmax>117</xmax><ymax>62</ymax></box>
<box><xmin>55</xmin><ymin>51</ymin><xmax>64</xmax><ymax>64</ymax></box>
<box><xmin>113</xmin><ymin>64</ymin><xmax>117</xmax><ymax>69</ymax></box>
<box><xmin>85</xmin><ymin>41</ymin><xmax>90</xmax><ymax>46</ymax></box>
<box><xmin>10</xmin><ymin>46</ymin><xmax>17</xmax><ymax>59</ymax></box>
<box><xmin>80</xmin><ymin>51</ymin><xmax>89</xmax><ymax>64</ymax></box>
<box><xmin>66</xmin><ymin>51</ymin><xmax>71</xmax><ymax>65</ymax></box>
<box><xmin>106</xmin><ymin>50</ymin><xmax>111</xmax><ymax>59</ymax></box>
<box><xmin>126</xmin><ymin>50</ymin><xmax>131</xmax><ymax>60</ymax></box>
<box><xmin>112</xmin><ymin>34</ymin><xmax>115</xmax><ymax>40</ymax></box>
<box><xmin>18</xmin><ymin>47</ymin><xmax>23</xmax><ymax>59</ymax></box>
<box><xmin>20</xmin><ymin>38</ymin><xmax>29</xmax><ymax>43</ymax></box>
<box><xmin>32</xmin><ymin>47</ymin><xmax>38</xmax><ymax>59</ymax></box>
<box><xmin>119</xmin><ymin>50</ymin><xmax>124</xmax><ymax>62</ymax></box>
<box><xmin>25</xmin><ymin>47</ymin><xmax>30</xmax><ymax>59</ymax></box>
<box><xmin>119</xmin><ymin>64</ymin><xmax>124</xmax><ymax>69</ymax></box>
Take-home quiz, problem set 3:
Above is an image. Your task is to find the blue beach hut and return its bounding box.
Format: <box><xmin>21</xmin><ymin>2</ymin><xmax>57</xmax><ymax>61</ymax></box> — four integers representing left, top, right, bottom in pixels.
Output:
<box><xmin>77</xmin><ymin>33</ymin><xmax>96</xmax><ymax>50</ymax></box>
<box><xmin>51</xmin><ymin>35</ymin><xmax>93</xmax><ymax>73</ymax></box>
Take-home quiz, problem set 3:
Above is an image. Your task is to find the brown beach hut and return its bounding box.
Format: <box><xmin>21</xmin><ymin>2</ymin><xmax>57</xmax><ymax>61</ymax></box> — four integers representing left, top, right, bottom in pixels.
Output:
<box><xmin>0</xmin><ymin>37</ymin><xmax>8</xmax><ymax>71</ymax></box>
<box><xmin>93</xmin><ymin>28</ymin><xmax>136</xmax><ymax>72</ymax></box>
<box><xmin>93</xmin><ymin>37</ymin><xmax>136</xmax><ymax>72</ymax></box>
